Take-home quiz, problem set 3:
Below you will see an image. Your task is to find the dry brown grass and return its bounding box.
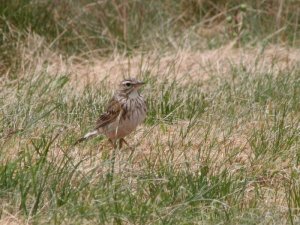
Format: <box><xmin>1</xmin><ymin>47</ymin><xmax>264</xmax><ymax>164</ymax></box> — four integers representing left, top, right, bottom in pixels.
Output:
<box><xmin>6</xmin><ymin>36</ymin><xmax>299</xmax><ymax>183</ymax></box>
<box><xmin>2</xmin><ymin>29</ymin><xmax>300</xmax><ymax>225</ymax></box>
<box><xmin>66</xmin><ymin>44</ymin><xmax>300</xmax><ymax>87</ymax></box>
<box><xmin>12</xmin><ymin>34</ymin><xmax>300</xmax><ymax>92</ymax></box>
<box><xmin>0</xmin><ymin>212</ymin><xmax>25</xmax><ymax>225</ymax></box>
<box><xmin>1</xmin><ymin>1</ymin><xmax>300</xmax><ymax>223</ymax></box>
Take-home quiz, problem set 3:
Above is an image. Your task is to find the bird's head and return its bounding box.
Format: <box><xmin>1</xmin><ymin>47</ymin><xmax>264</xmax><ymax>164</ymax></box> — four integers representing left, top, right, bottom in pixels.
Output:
<box><xmin>118</xmin><ymin>78</ymin><xmax>145</xmax><ymax>95</ymax></box>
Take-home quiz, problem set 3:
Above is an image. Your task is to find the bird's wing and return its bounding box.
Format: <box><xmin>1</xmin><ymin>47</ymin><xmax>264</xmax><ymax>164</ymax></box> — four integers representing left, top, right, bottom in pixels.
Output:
<box><xmin>95</xmin><ymin>97</ymin><xmax>124</xmax><ymax>130</ymax></box>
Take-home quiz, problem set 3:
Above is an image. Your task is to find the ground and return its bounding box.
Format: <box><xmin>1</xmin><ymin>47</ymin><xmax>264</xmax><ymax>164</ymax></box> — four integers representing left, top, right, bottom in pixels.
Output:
<box><xmin>1</xmin><ymin>1</ymin><xmax>300</xmax><ymax>224</ymax></box>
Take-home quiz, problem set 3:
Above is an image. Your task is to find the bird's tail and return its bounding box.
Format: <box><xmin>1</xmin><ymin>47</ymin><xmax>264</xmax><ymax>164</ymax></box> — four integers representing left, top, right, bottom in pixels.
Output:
<box><xmin>74</xmin><ymin>130</ymin><xmax>99</xmax><ymax>145</ymax></box>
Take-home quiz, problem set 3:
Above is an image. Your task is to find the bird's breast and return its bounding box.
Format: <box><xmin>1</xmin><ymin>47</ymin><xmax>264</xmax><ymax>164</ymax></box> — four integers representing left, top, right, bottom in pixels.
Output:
<box><xmin>101</xmin><ymin>96</ymin><xmax>146</xmax><ymax>139</ymax></box>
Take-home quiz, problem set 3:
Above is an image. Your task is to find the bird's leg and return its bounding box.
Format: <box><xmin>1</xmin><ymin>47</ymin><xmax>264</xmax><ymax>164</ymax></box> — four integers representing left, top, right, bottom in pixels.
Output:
<box><xmin>118</xmin><ymin>139</ymin><xmax>123</xmax><ymax>149</ymax></box>
<box><xmin>119</xmin><ymin>138</ymin><xmax>130</xmax><ymax>148</ymax></box>
<box><xmin>108</xmin><ymin>139</ymin><xmax>117</xmax><ymax>149</ymax></box>
<box><xmin>121</xmin><ymin>138</ymin><xmax>135</xmax><ymax>156</ymax></box>
<box><xmin>119</xmin><ymin>138</ymin><xmax>136</xmax><ymax>164</ymax></box>
<box><xmin>118</xmin><ymin>138</ymin><xmax>129</xmax><ymax>149</ymax></box>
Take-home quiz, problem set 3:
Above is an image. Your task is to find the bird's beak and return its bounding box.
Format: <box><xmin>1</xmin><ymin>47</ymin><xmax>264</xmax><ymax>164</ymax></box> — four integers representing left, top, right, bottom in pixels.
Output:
<box><xmin>134</xmin><ymin>81</ymin><xmax>145</xmax><ymax>88</ymax></box>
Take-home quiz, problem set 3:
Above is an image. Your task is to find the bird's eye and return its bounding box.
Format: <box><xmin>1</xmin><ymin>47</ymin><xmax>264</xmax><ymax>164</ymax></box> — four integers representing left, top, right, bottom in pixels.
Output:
<box><xmin>125</xmin><ymin>83</ymin><xmax>131</xmax><ymax>87</ymax></box>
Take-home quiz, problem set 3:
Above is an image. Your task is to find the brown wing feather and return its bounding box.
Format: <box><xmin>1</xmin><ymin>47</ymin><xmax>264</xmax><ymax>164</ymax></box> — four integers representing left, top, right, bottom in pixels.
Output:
<box><xmin>95</xmin><ymin>97</ymin><xmax>123</xmax><ymax>130</ymax></box>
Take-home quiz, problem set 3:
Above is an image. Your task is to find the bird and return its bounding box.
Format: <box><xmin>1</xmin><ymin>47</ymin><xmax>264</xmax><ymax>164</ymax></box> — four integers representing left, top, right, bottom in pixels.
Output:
<box><xmin>74</xmin><ymin>78</ymin><xmax>147</xmax><ymax>149</ymax></box>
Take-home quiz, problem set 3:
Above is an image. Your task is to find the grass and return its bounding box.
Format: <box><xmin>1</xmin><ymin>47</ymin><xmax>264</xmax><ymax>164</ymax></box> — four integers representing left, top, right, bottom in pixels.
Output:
<box><xmin>1</xmin><ymin>0</ymin><xmax>300</xmax><ymax>224</ymax></box>
<box><xmin>1</xmin><ymin>57</ymin><xmax>300</xmax><ymax>224</ymax></box>
<box><xmin>1</xmin><ymin>0</ymin><xmax>299</xmax><ymax>65</ymax></box>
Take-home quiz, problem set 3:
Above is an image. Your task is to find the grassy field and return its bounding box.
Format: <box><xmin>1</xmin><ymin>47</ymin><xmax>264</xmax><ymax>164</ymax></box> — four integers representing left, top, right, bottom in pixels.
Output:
<box><xmin>1</xmin><ymin>1</ymin><xmax>300</xmax><ymax>224</ymax></box>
